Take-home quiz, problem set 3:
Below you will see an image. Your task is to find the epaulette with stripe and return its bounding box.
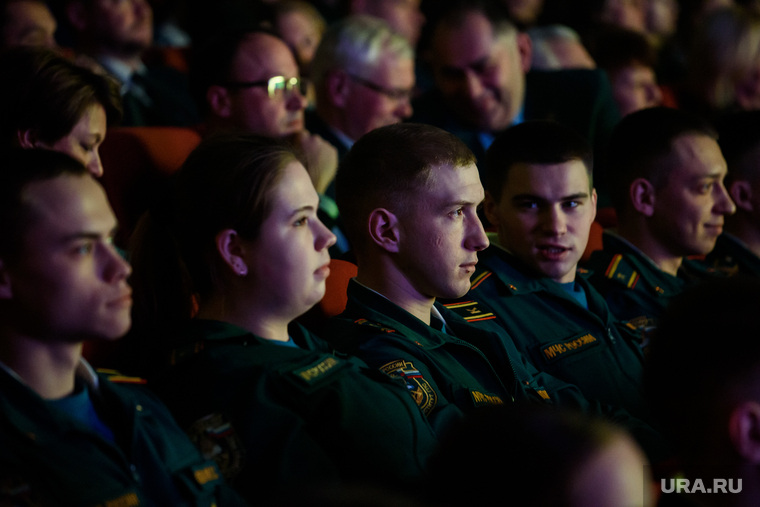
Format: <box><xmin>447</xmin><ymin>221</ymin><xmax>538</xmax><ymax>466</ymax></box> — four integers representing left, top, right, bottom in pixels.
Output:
<box><xmin>441</xmin><ymin>300</ymin><xmax>496</xmax><ymax>323</ymax></box>
<box><xmin>469</xmin><ymin>270</ymin><xmax>493</xmax><ymax>290</ymax></box>
<box><xmin>353</xmin><ymin>318</ymin><xmax>397</xmax><ymax>334</ymax></box>
<box><xmin>603</xmin><ymin>254</ymin><xmax>640</xmax><ymax>289</ymax></box>
<box><xmin>96</xmin><ymin>368</ymin><xmax>148</xmax><ymax>384</ymax></box>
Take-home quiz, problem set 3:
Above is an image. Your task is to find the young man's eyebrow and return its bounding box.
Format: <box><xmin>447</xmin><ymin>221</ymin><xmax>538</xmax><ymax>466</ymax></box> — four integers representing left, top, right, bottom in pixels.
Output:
<box><xmin>61</xmin><ymin>225</ymin><xmax>119</xmax><ymax>243</ymax></box>
<box><xmin>511</xmin><ymin>192</ymin><xmax>590</xmax><ymax>202</ymax></box>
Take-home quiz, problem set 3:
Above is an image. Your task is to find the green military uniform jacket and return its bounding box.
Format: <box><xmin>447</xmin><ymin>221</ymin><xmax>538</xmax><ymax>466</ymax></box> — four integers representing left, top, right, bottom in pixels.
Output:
<box><xmin>327</xmin><ymin>280</ymin><xmax>660</xmax><ymax>445</ymax></box>
<box><xmin>0</xmin><ymin>359</ymin><xmax>239</xmax><ymax>507</ymax></box>
<box><xmin>149</xmin><ymin>319</ymin><xmax>437</xmax><ymax>503</ymax></box>
<box><xmin>584</xmin><ymin>231</ymin><xmax>710</xmax><ymax>346</ymax></box>
<box><xmin>704</xmin><ymin>233</ymin><xmax>760</xmax><ymax>278</ymax></box>
<box><xmin>442</xmin><ymin>245</ymin><xmax>649</xmax><ymax>423</ymax></box>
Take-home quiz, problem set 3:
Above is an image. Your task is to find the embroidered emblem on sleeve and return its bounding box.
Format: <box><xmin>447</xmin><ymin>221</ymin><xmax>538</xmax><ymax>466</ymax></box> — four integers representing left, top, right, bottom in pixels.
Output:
<box><xmin>186</xmin><ymin>413</ymin><xmax>245</xmax><ymax>481</ymax></box>
<box><xmin>379</xmin><ymin>360</ymin><xmax>438</xmax><ymax>416</ymax></box>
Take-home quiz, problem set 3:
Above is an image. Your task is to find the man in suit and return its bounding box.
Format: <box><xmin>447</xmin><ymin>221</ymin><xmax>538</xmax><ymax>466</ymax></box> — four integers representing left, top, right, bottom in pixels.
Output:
<box><xmin>412</xmin><ymin>0</ymin><xmax>620</xmax><ymax>203</ymax></box>
<box><xmin>63</xmin><ymin>0</ymin><xmax>198</xmax><ymax>127</ymax></box>
<box><xmin>308</xmin><ymin>15</ymin><xmax>415</xmax><ymax>163</ymax></box>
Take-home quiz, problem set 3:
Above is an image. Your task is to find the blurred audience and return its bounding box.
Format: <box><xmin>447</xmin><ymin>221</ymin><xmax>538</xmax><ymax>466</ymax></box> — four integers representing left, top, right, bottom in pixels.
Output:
<box><xmin>61</xmin><ymin>0</ymin><xmax>198</xmax><ymax>126</ymax></box>
<box><xmin>528</xmin><ymin>24</ymin><xmax>595</xmax><ymax>70</ymax></box>
<box><xmin>590</xmin><ymin>25</ymin><xmax>663</xmax><ymax>116</ymax></box>
<box><xmin>426</xmin><ymin>405</ymin><xmax>653</xmax><ymax>507</ymax></box>
<box><xmin>412</xmin><ymin>0</ymin><xmax>620</xmax><ymax>174</ymax></box>
<box><xmin>647</xmin><ymin>277</ymin><xmax>760</xmax><ymax>507</ymax></box>
<box><xmin>347</xmin><ymin>0</ymin><xmax>425</xmax><ymax>47</ymax></box>
<box><xmin>0</xmin><ymin>0</ymin><xmax>56</xmax><ymax>49</ymax></box>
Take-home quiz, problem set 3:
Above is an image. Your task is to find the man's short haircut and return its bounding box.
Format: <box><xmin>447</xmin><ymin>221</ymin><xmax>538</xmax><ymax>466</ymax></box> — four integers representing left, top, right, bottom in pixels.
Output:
<box><xmin>605</xmin><ymin>106</ymin><xmax>717</xmax><ymax>215</ymax></box>
<box><xmin>421</xmin><ymin>0</ymin><xmax>517</xmax><ymax>55</ymax></box>
<box><xmin>716</xmin><ymin>110</ymin><xmax>760</xmax><ymax>184</ymax></box>
<box><xmin>590</xmin><ymin>25</ymin><xmax>658</xmax><ymax>75</ymax></box>
<box><xmin>336</xmin><ymin>122</ymin><xmax>475</xmax><ymax>253</ymax></box>
<box><xmin>645</xmin><ymin>277</ymin><xmax>760</xmax><ymax>465</ymax></box>
<box><xmin>0</xmin><ymin>148</ymin><xmax>88</xmax><ymax>259</ymax></box>
<box><xmin>310</xmin><ymin>14</ymin><xmax>413</xmax><ymax>92</ymax></box>
<box><xmin>189</xmin><ymin>27</ymin><xmax>285</xmax><ymax>116</ymax></box>
<box><xmin>485</xmin><ymin>120</ymin><xmax>593</xmax><ymax>202</ymax></box>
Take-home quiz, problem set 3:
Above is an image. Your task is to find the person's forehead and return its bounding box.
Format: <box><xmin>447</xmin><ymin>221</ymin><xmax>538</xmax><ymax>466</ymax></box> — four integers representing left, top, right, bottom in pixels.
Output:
<box><xmin>432</xmin><ymin>12</ymin><xmax>496</xmax><ymax>63</ymax></box>
<box><xmin>23</xmin><ymin>175</ymin><xmax>114</xmax><ymax>235</ymax></box>
<box><xmin>232</xmin><ymin>33</ymin><xmax>299</xmax><ymax>79</ymax></box>
<box><xmin>370</xmin><ymin>52</ymin><xmax>414</xmax><ymax>83</ymax></box>
<box><xmin>504</xmin><ymin>160</ymin><xmax>591</xmax><ymax>191</ymax></box>
<box><xmin>663</xmin><ymin>133</ymin><xmax>726</xmax><ymax>180</ymax></box>
<box><xmin>425</xmin><ymin>162</ymin><xmax>483</xmax><ymax>199</ymax></box>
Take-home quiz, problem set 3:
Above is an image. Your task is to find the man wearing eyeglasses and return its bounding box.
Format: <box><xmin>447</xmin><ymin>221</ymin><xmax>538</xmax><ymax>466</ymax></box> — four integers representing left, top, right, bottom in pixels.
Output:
<box><xmin>193</xmin><ymin>28</ymin><xmax>338</xmax><ymax>204</ymax></box>
<box><xmin>308</xmin><ymin>15</ymin><xmax>415</xmax><ymax>162</ymax></box>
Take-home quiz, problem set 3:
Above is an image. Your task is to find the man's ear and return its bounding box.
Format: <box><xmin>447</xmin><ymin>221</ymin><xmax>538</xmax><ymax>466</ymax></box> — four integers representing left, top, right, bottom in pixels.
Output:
<box><xmin>483</xmin><ymin>191</ymin><xmax>501</xmax><ymax>227</ymax></box>
<box><xmin>326</xmin><ymin>69</ymin><xmax>351</xmax><ymax>108</ymax></box>
<box><xmin>590</xmin><ymin>187</ymin><xmax>598</xmax><ymax>222</ymax></box>
<box><xmin>206</xmin><ymin>85</ymin><xmax>232</xmax><ymax>118</ymax></box>
<box><xmin>0</xmin><ymin>260</ymin><xmax>12</xmax><ymax>300</ymax></box>
<box><xmin>728</xmin><ymin>401</ymin><xmax>760</xmax><ymax>463</ymax></box>
<box><xmin>630</xmin><ymin>178</ymin><xmax>656</xmax><ymax>217</ymax></box>
<box><xmin>368</xmin><ymin>208</ymin><xmax>400</xmax><ymax>253</ymax></box>
<box><xmin>215</xmin><ymin>229</ymin><xmax>248</xmax><ymax>276</ymax></box>
<box><xmin>729</xmin><ymin>180</ymin><xmax>753</xmax><ymax>213</ymax></box>
<box><xmin>16</xmin><ymin>129</ymin><xmax>39</xmax><ymax>149</ymax></box>
<box><xmin>516</xmin><ymin>32</ymin><xmax>533</xmax><ymax>73</ymax></box>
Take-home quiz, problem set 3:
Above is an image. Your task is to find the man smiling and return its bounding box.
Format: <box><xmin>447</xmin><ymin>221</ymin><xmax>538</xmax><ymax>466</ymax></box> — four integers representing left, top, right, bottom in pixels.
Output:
<box><xmin>586</xmin><ymin>107</ymin><xmax>736</xmax><ymax>345</ymax></box>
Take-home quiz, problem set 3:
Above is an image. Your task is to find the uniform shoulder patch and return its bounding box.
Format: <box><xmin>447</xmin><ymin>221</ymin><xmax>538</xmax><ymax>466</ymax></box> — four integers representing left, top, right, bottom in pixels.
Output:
<box><xmin>604</xmin><ymin>254</ymin><xmax>640</xmax><ymax>289</ymax></box>
<box><xmin>97</xmin><ymin>369</ymin><xmax>148</xmax><ymax>385</ymax></box>
<box><xmin>441</xmin><ymin>301</ymin><xmax>496</xmax><ymax>322</ymax></box>
<box><xmin>379</xmin><ymin>360</ymin><xmax>437</xmax><ymax>416</ymax></box>
<box><xmin>291</xmin><ymin>356</ymin><xmax>343</xmax><ymax>385</ymax></box>
<box><xmin>186</xmin><ymin>413</ymin><xmax>245</xmax><ymax>481</ymax></box>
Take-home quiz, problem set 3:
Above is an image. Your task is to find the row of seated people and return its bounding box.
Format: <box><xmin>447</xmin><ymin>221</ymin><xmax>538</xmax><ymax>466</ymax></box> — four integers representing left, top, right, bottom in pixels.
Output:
<box><xmin>2</xmin><ymin>0</ymin><xmax>760</xmax><ymax>505</ymax></box>
<box><xmin>2</xmin><ymin>116</ymin><xmax>756</xmax><ymax>506</ymax></box>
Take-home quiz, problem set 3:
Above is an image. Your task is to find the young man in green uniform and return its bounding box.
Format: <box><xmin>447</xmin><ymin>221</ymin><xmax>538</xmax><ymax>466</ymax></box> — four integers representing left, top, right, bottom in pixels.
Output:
<box><xmin>0</xmin><ymin>149</ymin><xmax>243</xmax><ymax>506</ymax></box>
<box><xmin>442</xmin><ymin>120</ymin><xmax>649</xmax><ymax>424</ymax></box>
<box><xmin>328</xmin><ymin>123</ymin><xmax>668</xmax><ymax>462</ymax></box>
<box><xmin>703</xmin><ymin>111</ymin><xmax>760</xmax><ymax>278</ymax></box>
<box><xmin>584</xmin><ymin>107</ymin><xmax>736</xmax><ymax>346</ymax></box>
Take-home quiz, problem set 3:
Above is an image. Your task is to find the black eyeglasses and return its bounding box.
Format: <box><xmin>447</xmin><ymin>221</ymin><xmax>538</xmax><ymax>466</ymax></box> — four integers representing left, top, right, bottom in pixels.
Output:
<box><xmin>222</xmin><ymin>76</ymin><xmax>307</xmax><ymax>99</ymax></box>
<box><xmin>346</xmin><ymin>73</ymin><xmax>413</xmax><ymax>101</ymax></box>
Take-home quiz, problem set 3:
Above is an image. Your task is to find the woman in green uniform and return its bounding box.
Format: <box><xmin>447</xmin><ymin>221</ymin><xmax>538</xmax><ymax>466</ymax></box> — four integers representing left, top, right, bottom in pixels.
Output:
<box><xmin>128</xmin><ymin>134</ymin><xmax>437</xmax><ymax>504</ymax></box>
